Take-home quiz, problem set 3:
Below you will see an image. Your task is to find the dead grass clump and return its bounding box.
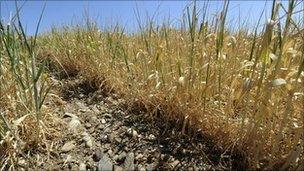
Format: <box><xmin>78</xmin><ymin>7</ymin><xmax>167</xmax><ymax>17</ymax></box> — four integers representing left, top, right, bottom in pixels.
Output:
<box><xmin>0</xmin><ymin>7</ymin><xmax>62</xmax><ymax>169</ymax></box>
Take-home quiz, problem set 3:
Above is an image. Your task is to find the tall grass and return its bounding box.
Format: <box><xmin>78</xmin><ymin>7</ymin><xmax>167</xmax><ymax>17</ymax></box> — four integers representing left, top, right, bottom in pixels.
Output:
<box><xmin>0</xmin><ymin>4</ymin><xmax>50</xmax><ymax>170</ymax></box>
<box><xmin>37</xmin><ymin>0</ymin><xmax>303</xmax><ymax>169</ymax></box>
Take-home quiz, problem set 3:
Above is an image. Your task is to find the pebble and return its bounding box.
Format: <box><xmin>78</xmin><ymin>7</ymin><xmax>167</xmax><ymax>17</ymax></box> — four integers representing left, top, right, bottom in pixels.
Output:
<box><xmin>83</xmin><ymin>132</ymin><xmax>93</xmax><ymax>148</ymax></box>
<box><xmin>114</xmin><ymin>137</ymin><xmax>122</xmax><ymax>143</ymax></box>
<box><xmin>100</xmin><ymin>134</ymin><xmax>108</xmax><ymax>143</ymax></box>
<box><xmin>124</xmin><ymin>152</ymin><xmax>135</xmax><ymax>171</ymax></box>
<box><xmin>126</xmin><ymin>128</ymin><xmax>138</xmax><ymax>138</ymax></box>
<box><xmin>148</xmin><ymin>134</ymin><xmax>156</xmax><ymax>141</ymax></box>
<box><xmin>108</xmin><ymin>149</ymin><xmax>113</xmax><ymax>157</ymax></box>
<box><xmin>61</xmin><ymin>141</ymin><xmax>76</xmax><ymax>152</ymax></box>
<box><xmin>85</xmin><ymin>122</ymin><xmax>92</xmax><ymax>128</ymax></box>
<box><xmin>68</xmin><ymin>118</ymin><xmax>81</xmax><ymax>131</ymax></box>
<box><xmin>92</xmin><ymin>116</ymin><xmax>98</xmax><ymax>121</ymax></box>
<box><xmin>101</xmin><ymin>118</ymin><xmax>106</xmax><ymax>124</ymax></box>
<box><xmin>79</xmin><ymin>108</ymin><xmax>88</xmax><ymax>113</ymax></box>
<box><xmin>98</xmin><ymin>124</ymin><xmax>105</xmax><ymax>130</ymax></box>
<box><xmin>98</xmin><ymin>154</ymin><xmax>113</xmax><ymax>171</ymax></box>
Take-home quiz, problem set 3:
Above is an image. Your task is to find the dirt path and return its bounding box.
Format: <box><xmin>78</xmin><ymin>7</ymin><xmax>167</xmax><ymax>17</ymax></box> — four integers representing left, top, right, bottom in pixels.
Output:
<box><xmin>25</xmin><ymin>75</ymin><xmax>241</xmax><ymax>171</ymax></box>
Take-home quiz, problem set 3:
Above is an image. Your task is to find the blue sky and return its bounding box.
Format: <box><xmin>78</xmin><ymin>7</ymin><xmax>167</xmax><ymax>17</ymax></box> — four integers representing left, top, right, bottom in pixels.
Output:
<box><xmin>0</xmin><ymin>1</ymin><xmax>281</xmax><ymax>35</ymax></box>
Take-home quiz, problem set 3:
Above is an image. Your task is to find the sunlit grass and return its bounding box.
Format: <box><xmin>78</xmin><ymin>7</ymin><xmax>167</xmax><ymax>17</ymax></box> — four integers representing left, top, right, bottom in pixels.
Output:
<box><xmin>1</xmin><ymin>0</ymin><xmax>303</xmax><ymax>170</ymax></box>
<box><xmin>0</xmin><ymin>4</ymin><xmax>54</xmax><ymax>170</ymax></box>
<box><xmin>38</xmin><ymin>0</ymin><xmax>304</xmax><ymax>169</ymax></box>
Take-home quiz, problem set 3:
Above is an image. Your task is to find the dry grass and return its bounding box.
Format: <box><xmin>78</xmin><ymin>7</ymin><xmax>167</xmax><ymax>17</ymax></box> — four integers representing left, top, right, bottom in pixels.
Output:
<box><xmin>39</xmin><ymin>1</ymin><xmax>304</xmax><ymax>169</ymax></box>
<box><xmin>0</xmin><ymin>5</ymin><xmax>63</xmax><ymax>170</ymax></box>
<box><xmin>1</xmin><ymin>0</ymin><xmax>304</xmax><ymax>170</ymax></box>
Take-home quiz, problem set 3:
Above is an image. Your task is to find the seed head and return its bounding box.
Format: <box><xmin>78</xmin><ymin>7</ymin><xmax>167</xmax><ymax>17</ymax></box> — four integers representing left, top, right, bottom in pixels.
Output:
<box><xmin>178</xmin><ymin>76</ymin><xmax>185</xmax><ymax>86</ymax></box>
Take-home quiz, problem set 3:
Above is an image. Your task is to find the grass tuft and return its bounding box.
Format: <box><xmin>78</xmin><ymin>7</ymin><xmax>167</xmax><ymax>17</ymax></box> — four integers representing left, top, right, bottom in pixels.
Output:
<box><xmin>1</xmin><ymin>0</ymin><xmax>303</xmax><ymax>169</ymax></box>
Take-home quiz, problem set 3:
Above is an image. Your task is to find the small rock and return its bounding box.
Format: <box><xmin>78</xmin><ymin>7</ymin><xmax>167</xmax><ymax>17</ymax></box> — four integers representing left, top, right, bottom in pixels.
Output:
<box><xmin>101</xmin><ymin>119</ymin><xmax>106</xmax><ymax>124</ymax></box>
<box><xmin>61</xmin><ymin>141</ymin><xmax>76</xmax><ymax>152</ymax></box>
<box><xmin>113</xmin><ymin>165</ymin><xmax>123</xmax><ymax>171</ymax></box>
<box><xmin>98</xmin><ymin>154</ymin><xmax>113</xmax><ymax>171</ymax></box>
<box><xmin>132</xmin><ymin>130</ymin><xmax>138</xmax><ymax>138</ymax></box>
<box><xmin>108</xmin><ymin>149</ymin><xmax>113</xmax><ymax>157</ymax></box>
<box><xmin>85</xmin><ymin>122</ymin><xmax>92</xmax><ymax>128</ymax></box>
<box><xmin>98</xmin><ymin>124</ymin><xmax>105</xmax><ymax>130</ymax></box>
<box><xmin>100</xmin><ymin>134</ymin><xmax>108</xmax><ymax>142</ymax></box>
<box><xmin>79</xmin><ymin>163</ymin><xmax>86</xmax><ymax>171</ymax></box>
<box><xmin>124</xmin><ymin>152</ymin><xmax>135</xmax><ymax>171</ymax></box>
<box><xmin>93</xmin><ymin>149</ymin><xmax>102</xmax><ymax>162</ymax></box>
<box><xmin>126</xmin><ymin>128</ymin><xmax>138</xmax><ymax>138</ymax></box>
<box><xmin>123</xmin><ymin>146</ymin><xmax>130</xmax><ymax>151</ymax></box>
<box><xmin>83</xmin><ymin>132</ymin><xmax>93</xmax><ymax>148</ymax></box>
<box><xmin>148</xmin><ymin>134</ymin><xmax>156</xmax><ymax>141</ymax></box>
<box><xmin>114</xmin><ymin>137</ymin><xmax>122</xmax><ymax>143</ymax></box>
<box><xmin>92</xmin><ymin>116</ymin><xmax>98</xmax><ymax>121</ymax></box>
<box><xmin>68</xmin><ymin>118</ymin><xmax>81</xmax><ymax>130</ymax></box>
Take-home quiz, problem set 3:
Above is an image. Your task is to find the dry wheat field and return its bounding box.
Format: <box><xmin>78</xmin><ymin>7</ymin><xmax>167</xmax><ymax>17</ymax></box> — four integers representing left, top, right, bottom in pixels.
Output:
<box><xmin>0</xmin><ymin>0</ymin><xmax>303</xmax><ymax>170</ymax></box>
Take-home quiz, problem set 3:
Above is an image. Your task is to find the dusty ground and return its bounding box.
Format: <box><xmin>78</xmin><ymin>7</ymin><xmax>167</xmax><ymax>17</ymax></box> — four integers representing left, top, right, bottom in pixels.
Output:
<box><xmin>16</xmin><ymin>74</ymin><xmax>247</xmax><ymax>171</ymax></box>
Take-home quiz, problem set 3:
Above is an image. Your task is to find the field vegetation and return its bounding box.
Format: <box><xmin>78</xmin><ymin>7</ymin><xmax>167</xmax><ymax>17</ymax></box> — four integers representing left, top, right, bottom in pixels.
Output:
<box><xmin>1</xmin><ymin>0</ymin><xmax>304</xmax><ymax>170</ymax></box>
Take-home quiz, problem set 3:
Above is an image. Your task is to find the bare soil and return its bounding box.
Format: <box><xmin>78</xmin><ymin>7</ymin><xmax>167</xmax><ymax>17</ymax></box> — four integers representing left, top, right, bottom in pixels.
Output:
<box><xmin>19</xmin><ymin>74</ymin><xmax>247</xmax><ymax>171</ymax></box>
